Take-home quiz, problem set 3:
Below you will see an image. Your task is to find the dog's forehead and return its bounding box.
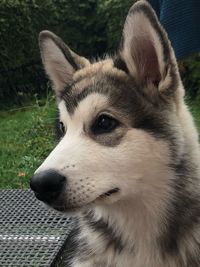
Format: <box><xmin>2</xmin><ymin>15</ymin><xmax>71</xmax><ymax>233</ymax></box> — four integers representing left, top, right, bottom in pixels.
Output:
<box><xmin>59</xmin><ymin>58</ymin><xmax>135</xmax><ymax>115</ymax></box>
<box><xmin>73</xmin><ymin>59</ymin><xmax>128</xmax><ymax>86</ymax></box>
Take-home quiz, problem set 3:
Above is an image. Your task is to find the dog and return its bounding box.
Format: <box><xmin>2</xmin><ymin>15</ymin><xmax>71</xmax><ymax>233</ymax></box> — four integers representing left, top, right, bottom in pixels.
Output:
<box><xmin>30</xmin><ymin>1</ymin><xmax>200</xmax><ymax>266</ymax></box>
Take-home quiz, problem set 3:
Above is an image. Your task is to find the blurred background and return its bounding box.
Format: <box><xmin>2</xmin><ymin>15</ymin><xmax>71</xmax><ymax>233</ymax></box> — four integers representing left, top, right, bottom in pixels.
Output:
<box><xmin>0</xmin><ymin>0</ymin><xmax>199</xmax><ymax>188</ymax></box>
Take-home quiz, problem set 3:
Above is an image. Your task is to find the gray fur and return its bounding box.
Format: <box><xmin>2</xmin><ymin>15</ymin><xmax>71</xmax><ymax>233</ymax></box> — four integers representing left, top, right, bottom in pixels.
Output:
<box><xmin>35</xmin><ymin>1</ymin><xmax>200</xmax><ymax>266</ymax></box>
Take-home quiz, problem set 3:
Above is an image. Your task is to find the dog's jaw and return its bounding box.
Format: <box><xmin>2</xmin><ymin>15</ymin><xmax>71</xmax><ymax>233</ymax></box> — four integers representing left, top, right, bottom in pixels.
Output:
<box><xmin>47</xmin><ymin>187</ymin><xmax>121</xmax><ymax>213</ymax></box>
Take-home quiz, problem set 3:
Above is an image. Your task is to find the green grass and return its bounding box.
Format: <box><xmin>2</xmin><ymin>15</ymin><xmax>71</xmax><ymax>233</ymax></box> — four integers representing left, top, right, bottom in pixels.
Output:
<box><xmin>0</xmin><ymin>98</ymin><xmax>56</xmax><ymax>188</ymax></box>
<box><xmin>0</xmin><ymin>99</ymin><xmax>200</xmax><ymax>189</ymax></box>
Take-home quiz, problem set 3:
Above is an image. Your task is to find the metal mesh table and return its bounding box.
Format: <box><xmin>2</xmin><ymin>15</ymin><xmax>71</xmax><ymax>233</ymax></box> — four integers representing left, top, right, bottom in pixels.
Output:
<box><xmin>0</xmin><ymin>189</ymin><xmax>73</xmax><ymax>267</ymax></box>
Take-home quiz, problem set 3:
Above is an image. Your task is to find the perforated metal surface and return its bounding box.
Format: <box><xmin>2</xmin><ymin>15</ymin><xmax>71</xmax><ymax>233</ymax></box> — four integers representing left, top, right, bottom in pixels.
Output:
<box><xmin>0</xmin><ymin>189</ymin><xmax>73</xmax><ymax>267</ymax></box>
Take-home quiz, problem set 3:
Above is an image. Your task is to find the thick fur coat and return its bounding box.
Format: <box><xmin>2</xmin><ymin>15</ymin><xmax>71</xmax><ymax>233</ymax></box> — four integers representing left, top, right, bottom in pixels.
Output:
<box><xmin>30</xmin><ymin>1</ymin><xmax>200</xmax><ymax>266</ymax></box>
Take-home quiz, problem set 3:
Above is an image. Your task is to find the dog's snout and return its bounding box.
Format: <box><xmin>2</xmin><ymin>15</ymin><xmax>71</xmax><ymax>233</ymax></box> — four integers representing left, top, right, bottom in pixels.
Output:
<box><xmin>30</xmin><ymin>169</ymin><xmax>66</xmax><ymax>202</ymax></box>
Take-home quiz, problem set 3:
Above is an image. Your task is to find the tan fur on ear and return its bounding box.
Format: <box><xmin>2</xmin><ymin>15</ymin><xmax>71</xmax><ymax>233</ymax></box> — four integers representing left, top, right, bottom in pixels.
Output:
<box><xmin>39</xmin><ymin>30</ymin><xmax>90</xmax><ymax>94</ymax></box>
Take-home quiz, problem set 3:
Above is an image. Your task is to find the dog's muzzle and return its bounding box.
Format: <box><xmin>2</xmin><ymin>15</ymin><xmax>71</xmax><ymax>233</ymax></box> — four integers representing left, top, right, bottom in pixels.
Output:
<box><xmin>30</xmin><ymin>169</ymin><xmax>66</xmax><ymax>203</ymax></box>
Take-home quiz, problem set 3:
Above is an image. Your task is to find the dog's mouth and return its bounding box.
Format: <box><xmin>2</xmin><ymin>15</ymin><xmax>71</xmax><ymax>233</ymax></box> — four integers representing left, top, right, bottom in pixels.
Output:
<box><xmin>97</xmin><ymin>187</ymin><xmax>120</xmax><ymax>199</ymax></box>
<box><xmin>50</xmin><ymin>187</ymin><xmax>120</xmax><ymax>213</ymax></box>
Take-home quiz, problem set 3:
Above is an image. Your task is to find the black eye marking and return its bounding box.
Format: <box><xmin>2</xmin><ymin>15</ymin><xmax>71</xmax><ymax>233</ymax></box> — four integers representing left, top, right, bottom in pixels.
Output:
<box><xmin>59</xmin><ymin>121</ymin><xmax>65</xmax><ymax>134</ymax></box>
<box><xmin>91</xmin><ymin>114</ymin><xmax>119</xmax><ymax>135</ymax></box>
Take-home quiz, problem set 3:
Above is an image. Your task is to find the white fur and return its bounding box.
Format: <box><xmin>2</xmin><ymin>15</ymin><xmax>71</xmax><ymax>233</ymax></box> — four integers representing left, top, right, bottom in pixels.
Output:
<box><xmin>36</xmin><ymin>1</ymin><xmax>200</xmax><ymax>266</ymax></box>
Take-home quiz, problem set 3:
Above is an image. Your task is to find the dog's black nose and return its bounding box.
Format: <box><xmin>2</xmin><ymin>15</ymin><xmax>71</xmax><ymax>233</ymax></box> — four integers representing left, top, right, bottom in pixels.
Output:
<box><xmin>30</xmin><ymin>169</ymin><xmax>66</xmax><ymax>202</ymax></box>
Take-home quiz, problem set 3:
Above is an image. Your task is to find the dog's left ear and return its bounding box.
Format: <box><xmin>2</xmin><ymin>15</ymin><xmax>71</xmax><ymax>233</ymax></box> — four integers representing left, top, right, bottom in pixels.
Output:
<box><xmin>120</xmin><ymin>0</ymin><xmax>179</xmax><ymax>100</ymax></box>
<box><xmin>39</xmin><ymin>31</ymin><xmax>90</xmax><ymax>94</ymax></box>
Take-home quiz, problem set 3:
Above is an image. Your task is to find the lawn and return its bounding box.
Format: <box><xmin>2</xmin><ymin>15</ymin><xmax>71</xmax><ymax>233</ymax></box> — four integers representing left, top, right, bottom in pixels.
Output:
<box><xmin>0</xmin><ymin>99</ymin><xmax>200</xmax><ymax>189</ymax></box>
<box><xmin>0</xmin><ymin>98</ymin><xmax>56</xmax><ymax>188</ymax></box>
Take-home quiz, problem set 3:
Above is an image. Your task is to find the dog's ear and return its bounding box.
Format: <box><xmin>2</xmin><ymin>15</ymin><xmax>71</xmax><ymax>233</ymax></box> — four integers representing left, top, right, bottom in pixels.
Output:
<box><xmin>120</xmin><ymin>0</ymin><xmax>179</xmax><ymax>100</ymax></box>
<box><xmin>39</xmin><ymin>31</ymin><xmax>90</xmax><ymax>94</ymax></box>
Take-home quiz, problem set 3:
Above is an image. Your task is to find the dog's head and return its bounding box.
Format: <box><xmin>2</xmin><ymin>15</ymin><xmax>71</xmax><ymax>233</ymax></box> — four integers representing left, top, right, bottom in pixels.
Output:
<box><xmin>30</xmin><ymin>0</ymin><xmax>184</xmax><ymax>212</ymax></box>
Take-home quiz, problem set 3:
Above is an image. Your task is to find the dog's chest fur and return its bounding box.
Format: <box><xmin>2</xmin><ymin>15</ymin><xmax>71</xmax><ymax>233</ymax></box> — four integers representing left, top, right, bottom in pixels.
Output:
<box><xmin>62</xmin><ymin>203</ymin><xmax>200</xmax><ymax>267</ymax></box>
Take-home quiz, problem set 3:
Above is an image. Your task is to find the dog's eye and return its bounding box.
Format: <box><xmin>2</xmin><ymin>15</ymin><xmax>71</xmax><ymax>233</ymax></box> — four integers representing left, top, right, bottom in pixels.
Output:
<box><xmin>59</xmin><ymin>121</ymin><xmax>65</xmax><ymax>134</ymax></box>
<box><xmin>92</xmin><ymin>114</ymin><xmax>119</xmax><ymax>135</ymax></box>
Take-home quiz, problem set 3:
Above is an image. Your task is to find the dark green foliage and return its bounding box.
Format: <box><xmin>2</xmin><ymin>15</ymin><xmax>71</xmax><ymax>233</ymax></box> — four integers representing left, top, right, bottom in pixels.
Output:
<box><xmin>0</xmin><ymin>0</ymin><xmax>56</xmax><ymax>108</ymax></box>
<box><xmin>0</xmin><ymin>0</ymin><xmax>199</xmax><ymax>109</ymax></box>
<box><xmin>99</xmin><ymin>0</ymin><xmax>134</xmax><ymax>53</ymax></box>
<box><xmin>181</xmin><ymin>54</ymin><xmax>200</xmax><ymax>99</ymax></box>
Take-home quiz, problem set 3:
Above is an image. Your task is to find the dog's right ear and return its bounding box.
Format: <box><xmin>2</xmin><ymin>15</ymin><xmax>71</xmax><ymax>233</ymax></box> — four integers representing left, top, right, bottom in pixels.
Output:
<box><xmin>39</xmin><ymin>31</ymin><xmax>90</xmax><ymax>94</ymax></box>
